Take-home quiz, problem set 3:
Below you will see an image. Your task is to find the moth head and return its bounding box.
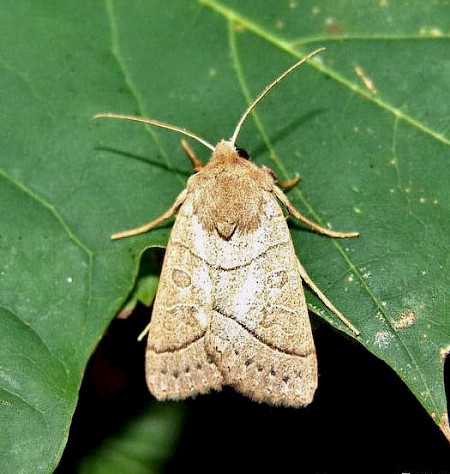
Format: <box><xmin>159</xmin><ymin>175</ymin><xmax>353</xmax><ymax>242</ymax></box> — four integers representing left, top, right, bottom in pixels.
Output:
<box><xmin>94</xmin><ymin>48</ymin><xmax>325</xmax><ymax>163</ymax></box>
<box><xmin>204</xmin><ymin>142</ymin><xmax>250</xmax><ymax>170</ymax></box>
<box><xmin>209</xmin><ymin>140</ymin><xmax>248</xmax><ymax>165</ymax></box>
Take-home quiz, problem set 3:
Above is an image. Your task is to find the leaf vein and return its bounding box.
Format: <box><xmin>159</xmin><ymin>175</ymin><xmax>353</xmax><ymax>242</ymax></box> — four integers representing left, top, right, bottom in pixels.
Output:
<box><xmin>200</xmin><ymin>0</ymin><xmax>449</xmax><ymax>145</ymax></box>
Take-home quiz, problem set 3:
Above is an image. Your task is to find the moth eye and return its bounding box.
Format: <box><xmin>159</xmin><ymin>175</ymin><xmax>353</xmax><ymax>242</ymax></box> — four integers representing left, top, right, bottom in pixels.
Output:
<box><xmin>236</xmin><ymin>147</ymin><xmax>250</xmax><ymax>160</ymax></box>
<box><xmin>171</xmin><ymin>268</ymin><xmax>191</xmax><ymax>288</ymax></box>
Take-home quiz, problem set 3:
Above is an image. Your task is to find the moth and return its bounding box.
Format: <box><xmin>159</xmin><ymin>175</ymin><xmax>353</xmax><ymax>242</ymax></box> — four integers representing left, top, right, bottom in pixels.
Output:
<box><xmin>95</xmin><ymin>48</ymin><xmax>359</xmax><ymax>407</ymax></box>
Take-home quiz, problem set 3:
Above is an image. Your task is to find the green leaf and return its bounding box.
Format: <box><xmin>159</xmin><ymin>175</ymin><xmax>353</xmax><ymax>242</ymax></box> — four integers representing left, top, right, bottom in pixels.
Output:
<box><xmin>117</xmin><ymin>249</ymin><xmax>162</xmax><ymax>319</ymax></box>
<box><xmin>76</xmin><ymin>403</ymin><xmax>184</xmax><ymax>474</ymax></box>
<box><xmin>0</xmin><ymin>0</ymin><xmax>448</xmax><ymax>471</ymax></box>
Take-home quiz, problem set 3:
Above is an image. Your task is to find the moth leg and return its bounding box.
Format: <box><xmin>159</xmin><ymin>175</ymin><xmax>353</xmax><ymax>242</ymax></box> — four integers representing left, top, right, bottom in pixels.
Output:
<box><xmin>111</xmin><ymin>188</ymin><xmax>187</xmax><ymax>240</ymax></box>
<box><xmin>273</xmin><ymin>186</ymin><xmax>359</xmax><ymax>239</ymax></box>
<box><xmin>277</xmin><ymin>176</ymin><xmax>301</xmax><ymax>190</ymax></box>
<box><xmin>297</xmin><ymin>260</ymin><xmax>360</xmax><ymax>336</ymax></box>
<box><xmin>261</xmin><ymin>165</ymin><xmax>301</xmax><ymax>191</ymax></box>
<box><xmin>181</xmin><ymin>139</ymin><xmax>204</xmax><ymax>172</ymax></box>
<box><xmin>137</xmin><ymin>322</ymin><xmax>151</xmax><ymax>341</ymax></box>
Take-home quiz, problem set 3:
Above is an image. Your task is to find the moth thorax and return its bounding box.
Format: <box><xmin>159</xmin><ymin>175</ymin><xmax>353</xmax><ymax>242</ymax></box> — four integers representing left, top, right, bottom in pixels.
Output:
<box><xmin>192</xmin><ymin>169</ymin><xmax>265</xmax><ymax>240</ymax></box>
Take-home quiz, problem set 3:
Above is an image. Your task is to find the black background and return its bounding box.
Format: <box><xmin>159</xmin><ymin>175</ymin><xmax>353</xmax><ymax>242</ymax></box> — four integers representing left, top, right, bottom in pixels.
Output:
<box><xmin>58</xmin><ymin>305</ymin><xmax>450</xmax><ymax>474</ymax></box>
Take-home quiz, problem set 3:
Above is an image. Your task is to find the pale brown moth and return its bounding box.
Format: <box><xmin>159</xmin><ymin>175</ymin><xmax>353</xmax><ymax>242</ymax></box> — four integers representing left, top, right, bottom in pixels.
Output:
<box><xmin>95</xmin><ymin>48</ymin><xmax>359</xmax><ymax>407</ymax></box>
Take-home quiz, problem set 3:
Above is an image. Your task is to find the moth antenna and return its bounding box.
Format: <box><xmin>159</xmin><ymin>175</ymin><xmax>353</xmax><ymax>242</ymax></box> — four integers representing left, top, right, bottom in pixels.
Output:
<box><xmin>94</xmin><ymin>113</ymin><xmax>215</xmax><ymax>152</ymax></box>
<box><xmin>230</xmin><ymin>47</ymin><xmax>326</xmax><ymax>147</ymax></box>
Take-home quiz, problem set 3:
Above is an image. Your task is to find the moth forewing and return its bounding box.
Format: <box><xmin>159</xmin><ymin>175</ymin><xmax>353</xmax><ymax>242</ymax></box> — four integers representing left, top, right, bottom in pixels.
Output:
<box><xmin>145</xmin><ymin>194</ymin><xmax>224</xmax><ymax>399</ymax></box>
<box><xmin>204</xmin><ymin>176</ymin><xmax>318</xmax><ymax>406</ymax></box>
<box><xmin>97</xmin><ymin>48</ymin><xmax>360</xmax><ymax>406</ymax></box>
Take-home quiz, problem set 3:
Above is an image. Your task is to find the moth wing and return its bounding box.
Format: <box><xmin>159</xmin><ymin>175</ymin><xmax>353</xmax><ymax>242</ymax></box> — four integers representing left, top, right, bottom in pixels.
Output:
<box><xmin>145</xmin><ymin>197</ymin><xmax>224</xmax><ymax>400</ymax></box>
<box><xmin>205</xmin><ymin>191</ymin><xmax>318</xmax><ymax>406</ymax></box>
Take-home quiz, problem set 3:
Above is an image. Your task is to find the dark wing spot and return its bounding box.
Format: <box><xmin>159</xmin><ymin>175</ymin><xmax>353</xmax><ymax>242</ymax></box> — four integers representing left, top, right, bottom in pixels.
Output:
<box><xmin>215</xmin><ymin>220</ymin><xmax>237</xmax><ymax>240</ymax></box>
<box><xmin>171</xmin><ymin>268</ymin><xmax>192</xmax><ymax>288</ymax></box>
<box><xmin>265</xmin><ymin>270</ymin><xmax>288</xmax><ymax>289</ymax></box>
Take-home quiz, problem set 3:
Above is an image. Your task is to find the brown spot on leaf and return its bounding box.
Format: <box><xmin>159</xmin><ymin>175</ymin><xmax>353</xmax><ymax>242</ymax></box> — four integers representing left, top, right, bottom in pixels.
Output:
<box><xmin>440</xmin><ymin>345</ymin><xmax>450</xmax><ymax>360</ymax></box>
<box><xmin>393</xmin><ymin>310</ymin><xmax>416</xmax><ymax>330</ymax></box>
<box><xmin>439</xmin><ymin>412</ymin><xmax>450</xmax><ymax>443</ymax></box>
